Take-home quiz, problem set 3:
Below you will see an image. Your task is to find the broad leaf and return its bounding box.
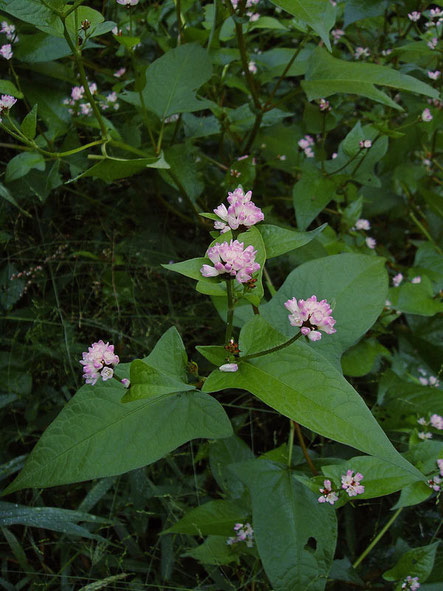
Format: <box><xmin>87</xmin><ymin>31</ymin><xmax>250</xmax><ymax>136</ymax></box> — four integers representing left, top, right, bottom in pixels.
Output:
<box><xmin>72</xmin><ymin>155</ymin><xmax>170</xmax><ymax>183</ymax></box>
<box><xmin>202</xmin><ymin>316</ymin><xmax>423</xmax><ymax>481</ymax></box>
<box><xmin>143</xmin><ymin>44</ymin><xmax>212</xmax><ymax>119</ymax></box>
<box><xmin>183</xmin><ymin>535</ymin><xmax>237</xmax><ymax>565</ymax></box>
<box><xmin>3</xmin><ymin>386</ymin><xmax>232</xmax><ymax>493</ymax></box>
<box><xmin>0</xmin><ymin>80</ymin><xmax>23</xmax><ymax>98</ymax></box>
<box><xmin>5</xmin><ymin>151</ymin><xmax>45</xmax><ymax>183</ymax></box>
<box><xmin>388</xmin><ymin>277</ymin><xmax>443</xmax><ymax>316</ymax></box>
<box><xmin>163</xmin><ymin>500</ymin><xmax>249</xmax><ymax>536</ymax></box>
<box><xmin>260</xmin><ymin>253</ymin><xmax>388</xmax><ymax>367</ymax></box>
<box><xmin>258</xmin><ymin>223</ymin><xmax>327</xmax><ymax>258</ymax></box>
<box><xmin>231</xmin><ymin>460</ymin><xmax>337</xmax><ymax>591</ymax></box>
<box><xmin>302</xmin><ymin>48</ymin><xmax>439</xmax><ymax>110</ymax></box>
<box><xmin>392</xmin><ymin>482</ymin><xmax>432</xmax><ymax>509</ymax></box>
<box><xmin>383</xmin><ymin>543</ymin><xmax>439</xmax><ymax>582</ymax></box>
<box><xmin>292</xmin><ymin>173</ymin><xmax>339</xmax><ymax>230</ymax></box>
<box><xmin>270</xmin><ymin>0</ymin><xmax>336</xmax><ymax>51</ymax></box>
<box><xmin>209</xmin><ymin>435</ymin><xmax>254</xmax><ymax>498</ymax></box>
<box><xmin>0</xmin><ymin>0</ymin><xmax>63</xmax><ymax>37</ymax></box>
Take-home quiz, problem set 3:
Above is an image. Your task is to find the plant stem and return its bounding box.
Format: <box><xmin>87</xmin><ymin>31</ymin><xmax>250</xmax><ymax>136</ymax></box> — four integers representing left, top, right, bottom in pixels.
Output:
<box><xmin>225</xmin><ymin>279</ymin><xmax>235</xmax><ymax>344</ymax></box>
<box><xmin>352</xmin><ymin>508</ymin><xmax>403</xmax><ymax>569</ymax></box>
<box><xmin>61</xmin><ymin>16</ymin><xmax>108</xmax><ymax>139</ymax></box>
<box><xmin>294</xmin><ymin>422</ymin><xmax>318</xmax><ymax>475</ymax></box>
<box><xmin>287</xmin><ymin>420</ymin><xmax>295</xmax><ymax>467</ymax></box>
<box><xmin>241</xmin><ymin>331</ymin><xmax>302</xmax><ymax>361</ymax></box>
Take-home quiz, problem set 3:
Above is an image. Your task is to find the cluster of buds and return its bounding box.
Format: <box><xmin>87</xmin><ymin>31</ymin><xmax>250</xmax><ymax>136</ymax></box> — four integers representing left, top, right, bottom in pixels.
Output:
<box><xmin>359</xmin><ymin>139</ymin><xmax>372</xmax><ymax>149</ymax></box>
<box><xmin>0</xmin><ymin>94</ymin><xmax>17</xmax><ymax>123</ymax></box>
<box><xmin>402</xmin><ymin>576</ymin><xmax>420</xmax><ymax>590</ymax></box>
<box><xmin>80</xmin><ymin>340</ymin><xmax>121</xmax><ymax>386</ymax></box>
<box><xmin>408</xmin><ymin>11</ymin><xmax>421</xmax><ymax>22</ymax></box>
<box><xmin>224</xmin><ymin>338</ymin><xmax>240</xmax><ymax>356</ymax></box>
<box><xmin>231</xmin><ymin>0</ymin><xmax>260</xmax><ymax>22</ymax></box>
<box><xmin>63</xmin><ymin>83</ymin><xmax>119</xmax><ymax>116</ymax></box>
<box><xmin>354</xmin><ymin>47</ymin><xmax>370</xmax><ymax>60</ymax></box>
<box><xmin>298</xmin><ymin>134</ymin><xmax>315</xmax><ymax>158</ymax></box>
<box><xmin>392</xmin><ymin>273</ymin><xmax>422</xmax><ymax>287</ymax></box>
<box><xmin>319</xmin><ymin>98</ymin><xmax>331</xmax><ymax>112</ymax></box>
<box><xmin>318</xmin><ymin>471</ymin><xmax>365</xmax><ymax>505</ymax></box>
<box><xmin>200</xmin><ymin>240</ymin><xmax>260</xmax><ymax>284</ymax></box>
<box><xmin>213</xmin><ymin>187</ymin><xmax>264</xmax><ymax>234</ymax></box>
<box><xmin>418</xmin><ymin>413</ymin><xmax>443</xmax><ymax>439</ymax></box>
<box><xmin>426</xmin><ymin>459</ymin><xmax>443</xmax><ymax>492</ymax></box>
<box><xmin>114</xmin><ymin>67</ymin><xmax>126</xmax><ymax>78</ymax></box>
<box><xmin>421</xmin><ymin>107</ymin><xmax>433</xmax><ymax>122</ymax></box>
<box><xmin>365</xmin><ymin>237</ymin><xmax>376</xmax><ymax>249</ymax></box>
<box><xmin>1</xmin><ymin>20</ymin><xmax>18</xmax><ymax>60</ymax></box>
<box><xmin>428</xmin><ymin>70</ymin><xmax>441</xmax><ymax>80</ymax></box>
<box><xmin>417</xmin><ymin>367</ymin><xmax>440</xmax><ymax>387</ymax></box>
<box><xmin>227</xmin><ymin>523</ymin><xmax>254</xmax><ymax>547</ymax></box>
<box><xmin>331</xmin><ymin>28</ymin><xmax>344</xmax><ymax>44</ymax></box>
<box><xmin>116</xmin><ymin>0</ymin><xmax>139</xmax><ymax>6</ymax></box>
<box><xmin>285</xmin><ymin>295</ymin><xmax>336</xmax><ymax>342</ymax></box>
<box><xmin>248</xmin><ymin>60</ymin><xmax>257</xmax><ymax>74</ymax></box>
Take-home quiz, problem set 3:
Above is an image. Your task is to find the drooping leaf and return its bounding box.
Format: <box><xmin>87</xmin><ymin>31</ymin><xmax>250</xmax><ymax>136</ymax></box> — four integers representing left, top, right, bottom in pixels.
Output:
<box><xmin>302</xmin><ymin>48</ymin><xmax>439</xmax><ymax>110</ymax></box>
<box><xmin>163</xmin><ymin>500</ymin><xmax>249</xmax><ymax>536</ymax></box>
<box><xmin>5</xmin><ymin>151</ymin><xmax>45</xmax><ymax>183</ymax></box>
<box><xmin>182</xmin><ymin>535</ymin><xmax>237</xmax><ymax>565</ymax></box>
<box><xmin>20</xmin><ymin>105</ymin><xmax>38</xmax><ymax>140</ymax></box>
<box><xmin>122</xmin><ymin>360</ymin><xmax>194</xmax><ymax>403</ymax></box>
<box><xmin>269</xmin><ymin>0</ymin><xmax>336</xmax><ymax>51</ymax></box>
<box><xmin>201</xmin><ymin>316</ymin><xmax>423</xmax><ymax>481</ymax></box>
<box><xmin>143</xmin><ymin>43</ymin><xmax>212</xmax><ymax>119</ymax></box>
<box><xmin>3</xmin><ymin>385</ymin><xmax>232</xmax><ymax>494</ymax></box>
<box><xmin>230</xmin><ymin>460</ymin><xmax>337</xmax><ymax>591</ymax></box>
<box><xmin>70</xmin><ymin>154</ymin><xmax>170</xmax><ymax>183</ymax></box>
<box><xmin>0</xmin><ymin>80</ymin><xmax>23</xmax><ymax>98</ymax></box>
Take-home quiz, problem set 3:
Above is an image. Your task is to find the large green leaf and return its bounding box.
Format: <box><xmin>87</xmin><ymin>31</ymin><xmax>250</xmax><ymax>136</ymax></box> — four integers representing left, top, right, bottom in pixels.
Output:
<box><xmin>3</xmin><ymin>386</ymin><xmax>232</xmax><ymax>494</ymax></box>
<box><xmin>388</xmin><ymin>277</ymin><xmax>443</xmax><ymax>316</ymax></box>
<box><xmin>73</xmin><ymin>155</ymin><xmax>170</xmax><ymax>183</ymax></box>
<box><xmin>260</xmin><ymin>253</ymin><xmax>388</xmax><ymax>367</ymax></box>
<box><xmin>269</xmin><ymin>0</ymin><xmax>336</xmax><ymax>51</ymax></box>
<box><xmin>302</xmin><ymin>48</ymin><xmax>439</xmax><ymax>110</ymax></box>
<box><xmin>0</xmin><ymin>0</ymin><xmax>63</xmax><ymax>37</ymax></box>
<box><xmin>293</xmin><ymin>173</ymin><xmax>339</xmax><ymax>230</ymax></box>
<box><xmin>231</xmin><ymin>460</ymin><xmax>337</xmax><ymax>591</ymax></box>
<box><xmin>383</xmin><ymin>543</ymin><xmax>439</xmax><ymax>583</ymax></box>
<box><xmin>258</xmin><ymin>223</ymin><xmax>327</xmax><ymax>258</ymax></box>
<box><xmin>0</xmin><ymin>80</ymin><xmax>23</xmax><ymax>98</ymax></box>
<box><xmin>143</xmin><ymin>44</ymin><xmax>212</xmax><ymax>119</ymax></box>
<box><xmin>201</xmin><ymin>316</ymin><xmax>423</xmax><ymax>481</ymax></box>
<box><xmin>209</xmin><ymin>435</ymin><xmax>254</xmax><ymax>498</ymax></box>
<box><xmin>163</xmin><ymin>500</ymin><xmax>249</xmax><ymax>536</ymax></box>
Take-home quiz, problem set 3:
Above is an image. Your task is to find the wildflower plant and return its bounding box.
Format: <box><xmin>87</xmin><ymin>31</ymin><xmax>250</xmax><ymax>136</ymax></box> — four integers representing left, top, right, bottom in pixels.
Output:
<box><xmin>1</xmin><ymin>0</ymin><xmax>443</xmax><ymax>589</ymax></box>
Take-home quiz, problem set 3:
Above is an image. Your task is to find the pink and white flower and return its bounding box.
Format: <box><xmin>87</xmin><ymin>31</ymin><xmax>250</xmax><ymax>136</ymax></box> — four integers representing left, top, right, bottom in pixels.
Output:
<box><xmin>427</xmin><ymin>37</ymin><xmax>438</xmax><ymax>50</ymax></box>
<box><xmin>0</xmin><ymin>43</ymin><xmax>13</xmax><ymax>60</ymax></box>
<box><xmin>318</xmin><ymin>480</ymin><xmax>339</xmax><ymax>505</ymax></box>
<box><xmin>427</xmin><ymin>475</ymin><xmax>441</xmax><ymax>492</ymax></box>
<box><xmin>354</xmin><ymin>47</ymin><xmax>370</xmax><ymax>60</ymax></box>
<box><xmin>422</xmin><ymin>108</ymin><xmax>433</xmax><ymax>122</ymax></box>
<box><xmin>355</xmin><ymin>218</ymin><xmax>370</xmax><ymax>231</ymax></box>
<box><xmin>1</xmin><ymin>21</ymin><xmax>18</xmax><ymax>42</ymax></box>
<box><xmin>0</xmin><ymin>94</ymin><xmax>17</xmax><ymax>119</ymax></box>
<box><xmin>284</xmin><ymin>295</ymin><xmax>336</xmax><ymax>341</ymax></box>
<box><xmin>248</xmin><ymin>60</ymin><xmax>257</xmax><ymax>74</ymax></box>
<box><xmin>80</xmin><ymin>340</ymin><xmax>120</xmax><ymax>385</ymax></box>
<box><xmin>402</xmin><ymin>576</ymin><xmax>420</xmax><ymax>591</ymax></box>
<box><xmin>200</xmin><ymin>239</ymin><xmax>260</xmax><ymax>284</ymax></box>
<box><xmin>227</xmin><ymin>522</ymin><xmax>254</xmax><ymax>547</ymax></box>
<box><xmin>418</xmin><ymin>431</ymin><xmax>432</xmax><ymax>440</ymax></box>
<box><xmin>213</xmin><ymin>187</ymin><xmax>264</xmax><ymax>233</ymax></box>
<box><xmin>121</xmin><ymin>378</ymin><xmax>130</xmax><ymax>388</ymax></box>
<box><xmin>319</xmin><ymin>98</ymin><xmax>330</xmax><ymax>111</ymax></box>
<box><xmin>411</xmin><ymin>276</ymin><xmax>421</xmax><ymax>283</ymax></box>
<box><xmin>365</xmin><ymin>237</ymin><xmax>376</xmax><ymax>249</ymax></box>
<box><xmin>359</xmin><ymin>139</ymin><xmax>372</xmax><ymax>148</ymax></box>
<box><xmin>437</xmin><ymin>458</ymin><xmax>443</xmax><ymax>476</ymax></box>
<box><xmin>331</xmin><ymin>29</ymin><xmax>344</xmax><ymax>44</ymax></box>
<box><xmin>408</xmin><ymin>12</ymin><xmax>421</xmax><ymax>22</ymax></box>
<box><xmin>114</xmin><ymin>67</ymin><xmax>126</xmax><ymax>77</ymax></box>
<box><xmin>392</xmin><ymin>273</ymin><xmax>403</xmax><ymax>287</ymax></box>
<box><xmin>430</xmin><ymin>414</ymin><xmax>443</xmax><ymax>430</ymax></box>
<box><xmin>116</xmin><ymin>0</ymin><xmax>139</xmax><ymax>5</ymax></box>
<box><xmin>428</xmin><ymin>70</ymin><xmax>441</xmax><ymax>80</ymax></box>
<box><xmin>341</xmin><ymin>470</ymin><xmax>365</xmax><ymax>497</ymax></box>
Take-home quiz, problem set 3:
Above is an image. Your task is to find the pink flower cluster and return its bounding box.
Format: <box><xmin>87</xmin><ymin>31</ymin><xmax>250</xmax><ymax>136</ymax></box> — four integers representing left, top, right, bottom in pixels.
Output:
<box><xmin>1</xmin><ymin>20</ymin><xmax>18</xmax><ymax>60</ymax></box>
<box><xmin>417</xmin><ymin>367</ymin><xmax>440</xmax><ymax>388</ymax></box>
<box><xmin>353</xmin><ymin>218</ymin><xmax>371</xmax><ymax>231</ymax></box>
<box><xmin>298</xmin><ymin>134</ymin><xmax>315</xmax><ymax>158</ymax></box>
<box><xmin>63</xmin><ymin>83</ymin><xmax>119</xmax><ymax>116</ymax></box>
<box><xmin>213</xmin><ymin>187</ymin><xmax>264</xmax><ymax>234</ymax></box>
<box><xmin>285</xmin><ymin>295</ymin><xmax>336</xmax><ymax>341</ymax></box>
<box><xmin>402</xmin><ymin>576</ymin><xmax>420</xmax><ymax>591</ymax></box>
<box><xmin>200</xmin><ymin>240</ymin><xmax>260</xmax><ymax>284</ymax></box>
<box><xmin>80</xmin><ymin>340</ymin><xmax>120</xmax><ymax>385</ymax></box>
<box><xmin>227</xmin><ymin>523</ymin><xmax>254</xmax><ymax>547</ymax></box>
<box><xmin>231</xmin><ymin>0</ymin><xmax>260</xmax><ymax>22</ymax></box>
<box><xmin>354</xmin><ymin>47</ymin><xmax>370</xmax><ymax>60</ymax></box>
<box><xmin>116</xmin><ymin>0</ymin><xmax>139</xmax><ymax>5</ymax></box>
<box><xmin>318</xmin><ymin>480</ymin><xmax>339</xmax><ymax>505</ymax></box>
<box><xmin>318</xmin><ymin>471</ymin><xmax>364</xmax><ymax>505</ymax></box>
<box><xmin>331</xmin><ymin>28</ymin><xmax>344</xmax><ymax>44</ymax></box>
<box><xmin>219</xmin><ymin>363</ymin><xmax>238</xmax><ymax>372</ymax></box>
<box><xmin>0</xmin><ymin>94</ymin><xmax>17</xmax><ymax>123</ymax></box>
<box><xmin>341</xmin><ymin>470</ymin><xmax>365</xmax><ymax>496</ymax></box>
<box><xmin>319</xmin><ymin>98</ymin><xmax>330</xmax><ymax>112</ymax></box>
